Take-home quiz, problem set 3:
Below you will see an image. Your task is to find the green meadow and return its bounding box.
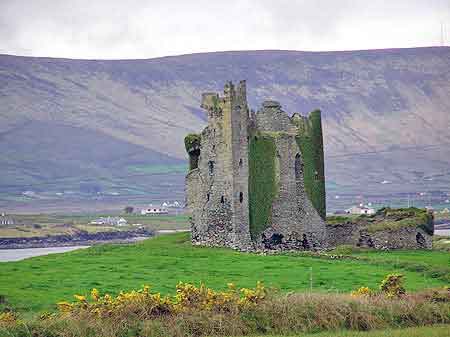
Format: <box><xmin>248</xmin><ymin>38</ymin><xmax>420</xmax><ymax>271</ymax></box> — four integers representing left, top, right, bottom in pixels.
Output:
<box><xmin>0</xmin><ymin>233</ymin><xmax>449</xmax><ymax>313</ymax></box>
<box><xmin>248</xmin><ymin>325</ymin><xmax>450</xmax><ymax>337</ymax></box>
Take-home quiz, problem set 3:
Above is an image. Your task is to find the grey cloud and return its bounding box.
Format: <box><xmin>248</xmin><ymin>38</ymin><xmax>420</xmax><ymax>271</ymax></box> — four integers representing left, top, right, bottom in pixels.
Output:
<box><xmin>0</xmin><ymin>0</ymin><xmax>449</xmax><ymax>59</ymax></box>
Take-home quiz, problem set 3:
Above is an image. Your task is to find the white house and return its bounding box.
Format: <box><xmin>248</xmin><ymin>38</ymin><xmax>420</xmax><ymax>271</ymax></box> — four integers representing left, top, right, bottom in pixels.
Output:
<box><xmin>345</xmin><ymin>204</ymin><xmax>376</xmax><ymax>215</ymax></box>
<box><xmin>141</xmin><ymin>207</ymin><xmax>169</xmax><ymax>215</ymax></box>
<box><xmin>89</xmin><ymin>217</ymin><xmax>127</xmax><ymax>226</ymax></box>
<box><xmin>0</xmin><ymin>213</ymin><xmax>15</xmax><ymax>225</ymax></box>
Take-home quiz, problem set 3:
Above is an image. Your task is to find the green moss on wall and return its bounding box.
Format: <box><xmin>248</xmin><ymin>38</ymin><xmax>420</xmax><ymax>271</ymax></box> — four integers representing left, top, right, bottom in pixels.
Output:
<box><xmin>248</xmin><ymin>133</ymin><xmax>278</xmax><ymax>240</ymax></box>
<box><xmin>295</xmin><ymin>110</ymin><xmax>326</xmax><ymax>219</ymax></box>
<box><xmin>368</xmin><ymin>208</ymin><xmax>434</xmax><ymax>235</ymax></box>
<box><xmin>184</xmin><ymin>134</ymin><xmax>201</xmax><ymax>153</ymax></box>
<box><xmin>184</xmin><ymin>133</ymin><xmax>201</xmax><ymax>170</ymax></box>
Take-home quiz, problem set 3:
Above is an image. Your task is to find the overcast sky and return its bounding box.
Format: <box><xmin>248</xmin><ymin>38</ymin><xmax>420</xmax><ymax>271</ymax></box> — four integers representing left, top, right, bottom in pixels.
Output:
<box><xmin>1</xmin><ymin>0</ymin><xmax>449</xmax><ymax>59</ymax></box>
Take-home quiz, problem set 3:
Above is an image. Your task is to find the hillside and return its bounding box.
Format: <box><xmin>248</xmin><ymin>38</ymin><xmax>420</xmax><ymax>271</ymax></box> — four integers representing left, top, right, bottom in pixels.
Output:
<box><xmin>1</xmin><ymin>47</ymin><xmax>449</xmax><ymax>211</ymax></box>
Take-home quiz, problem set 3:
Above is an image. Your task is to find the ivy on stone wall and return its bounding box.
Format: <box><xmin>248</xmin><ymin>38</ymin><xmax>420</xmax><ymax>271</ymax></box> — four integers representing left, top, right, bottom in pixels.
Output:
<box><xmin>184</xmin><ymin>133</ymin><xmax>201</xmax><ymax>153</ymax></box>
<box><xmin>248</xmin><ymin>133</ymin><xmax>278</xmax><ymax>240</ymax></box>
<box><xmin>184</xmin><ymin>133</ymin><xmax>201</xmax><ymax>170</ymax></box>
<box><xmin>295</xmin><ymin>110</ymin><xmax>326</xmax><ymax>219</ymax></box>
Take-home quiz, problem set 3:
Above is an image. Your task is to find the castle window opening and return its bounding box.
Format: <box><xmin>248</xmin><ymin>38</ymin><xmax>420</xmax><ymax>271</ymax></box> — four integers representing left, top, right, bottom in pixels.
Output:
<box><xmin>239</xmin><ymin>158</ymin><xmax>243</xmax><ymax>168</ymax></box>
<box><xmin>301</xmin><ymin>234</ymin><xmax>310</xmax><ymax>249</ymax></box>
<box><xmin>189</xmin><ymin>149</ymin><xmax>200</xmax><ymax>170</ymax></box>
<box><xmin>416</xmin><ymin>232</ymin><xmax>426</xmax><ymax>247</ymax></box>
<box><xmin>207</xmin><ymin>193</ymin><xmax>210</xmax><ymax>201</ymax></box>
<box><xmin>220</xmin><ymin>196</ymin><xmax>225</xmax><ymax>203</ymax></box>
<box><xmin>239</xmin><ymin>192</ymin><xmax>243</xmax><ymax>203</ymax></box>
<box><xmin>208</xmin><ymin>161</ymin><xmax>214</xmax><ymax>174</ymax></box>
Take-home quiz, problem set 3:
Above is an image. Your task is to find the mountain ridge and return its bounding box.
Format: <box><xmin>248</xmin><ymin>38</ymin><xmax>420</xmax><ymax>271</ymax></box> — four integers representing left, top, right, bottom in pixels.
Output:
<box><xmin>1</xmin><ymin>47</ymin><xmax>449</xmax><ymax>210</ymax></box>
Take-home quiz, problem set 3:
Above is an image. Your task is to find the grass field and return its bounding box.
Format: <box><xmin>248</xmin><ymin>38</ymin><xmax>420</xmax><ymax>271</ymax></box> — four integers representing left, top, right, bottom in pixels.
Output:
<box><xmin>0</xmin><ymin>233</ymin><xmax>449</xmax><ymax>313</ymax></box>
<box><xmin>248</xmin><ymin>325</ymin><xmax>450</xmax><ymax>337</ymax></box>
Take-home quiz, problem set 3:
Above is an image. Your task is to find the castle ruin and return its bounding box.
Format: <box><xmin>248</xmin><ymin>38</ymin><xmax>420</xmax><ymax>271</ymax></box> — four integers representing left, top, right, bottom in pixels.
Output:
<box><xmin>184</xmin><ymin>80</ymin><xmax>434</xmax><ymax>251</ymax></box>
<box><xmin>185</xmin><ymin>80</ymin><xmax>327</xmax><ymax>251</ymax></box>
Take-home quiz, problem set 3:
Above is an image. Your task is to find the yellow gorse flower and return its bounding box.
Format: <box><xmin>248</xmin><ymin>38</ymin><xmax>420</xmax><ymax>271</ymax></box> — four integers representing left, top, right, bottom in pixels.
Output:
<box><xmin>91</xmin><ymin>288</ymin><xmax>100</xmax><ymax>301</ymax></box>
<box><xmin>351</xmin><ymin>286</ymin><xmax>372</xmax><ymax>297</ymax></box>
<box><xmin>74</xmin><ymin>294</ymin><xmax>86</xmax><ymax>302</ymax></box>
<box><xmin>56</xmin><ymin>301</ymin><xmax>73</xmax><ymax>313</ymax></box>
<box><xmin>56</xmin><ymin>282</ymin><xmax>268</xmax><ymax>317</ymax></box>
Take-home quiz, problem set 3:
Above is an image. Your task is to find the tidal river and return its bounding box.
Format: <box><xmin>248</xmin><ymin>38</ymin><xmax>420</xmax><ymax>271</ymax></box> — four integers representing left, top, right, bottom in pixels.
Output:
<box><xmin>0</xmin><ymin>246</ymin><xmax>90</xmax><ymax>262</ymax></box>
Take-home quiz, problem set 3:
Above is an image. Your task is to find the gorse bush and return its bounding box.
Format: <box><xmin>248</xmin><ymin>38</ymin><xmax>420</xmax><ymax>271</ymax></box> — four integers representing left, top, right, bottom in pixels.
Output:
<box><xmin>380</xmin><ymin>274</ymin><xmax>406</xmax><ymax>298</ymax></box>
<box><xmin>351</xmin><ymin>274</ymin><xmax>406</xmax><ymax>298</ymax></box>
<box><xmin>0</xmin><ymin>312</ymin><xmax>16</xmax><ymax>328</ymax></box>
<box><xmin>56</xmin><ymin>281</ymin><xmax>267</xmax><ymax>320</ymax></box>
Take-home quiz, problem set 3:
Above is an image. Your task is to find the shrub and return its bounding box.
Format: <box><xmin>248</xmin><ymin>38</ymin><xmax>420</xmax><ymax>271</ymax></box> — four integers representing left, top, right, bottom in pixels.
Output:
<box><xmin>55</xmin><ymin>282</ymin><xmax>268</xmax><ymax>320</ymax></box>
<box><xmin>0</xmin><ymin>311</ymin><xmax>17</xmax><ymax>327</ymax></box>
<box><xmin>380</xmin><ymin>274</ymin><xmax>406</xmax><ymax>298</ymax></box>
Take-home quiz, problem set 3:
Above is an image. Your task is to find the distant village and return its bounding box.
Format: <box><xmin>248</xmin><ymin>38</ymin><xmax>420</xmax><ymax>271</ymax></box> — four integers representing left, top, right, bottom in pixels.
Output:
<box><xmin>1</xmin><ymin>199</ymin><xmax>449</xmax><ymax>242</ymax></box>
<box><xmin>0</xmin><ymin>200</ymin><xmax>185</xmax><ymax>229</ymax></box>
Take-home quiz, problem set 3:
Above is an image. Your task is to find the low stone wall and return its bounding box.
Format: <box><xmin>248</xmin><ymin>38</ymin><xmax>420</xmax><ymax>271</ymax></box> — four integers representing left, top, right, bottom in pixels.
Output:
<box><xmin>191</xmin><ymin>202</ymin><xmax>238</xmax><ymax>249</ymax></box>
<box><xmin>325</xmin><ymin>223</ymin><xmax>432</xmax><ymax>250</ymax></box>
<box><xmin>325</xmin><ymin>222</ymin><xmax>360</xmax><ymax>247</ymax></box>
<box><xmin>366</xmin><ymin>227</ymin><xmax>432</xmax><ymax>250</ymax></box>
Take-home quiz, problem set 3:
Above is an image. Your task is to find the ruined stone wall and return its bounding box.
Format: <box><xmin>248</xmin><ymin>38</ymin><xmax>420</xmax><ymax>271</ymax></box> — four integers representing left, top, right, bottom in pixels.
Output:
<box><xmin>368</xmin><ymin>227</ymin><xmax>432</xmax><ymax>249</ymax></box>
<box><xmin>188</xmin><ymin>82</ymin><xmax>252</xmax><ymax>249</ymax></box>
<box><xmin>255</xmin><ymin>101</ymin><xmax>298</xmax><ymax>134</ymax></box>
<box><xmin>325</xmin><ymin>223</ymin><xmax>433</xmax><ymax>250</ymax></box>
<box><xmin>325</xmin><ymin>223</ymin><xmax>360</xmax><ymax>247</ymax></box>
<box><xmin>250</xmin><ymin>101</ymin><xmax>327</xmax><ymax>250</ymax></box>
<box><xmin>230</xmin><ymin>81</ymin><xmax>252</xmax><ymax>249</ymax></box>
<box><xmin>251</xmin><ymin>132</ymin><xmax>327</xmax><ymax>250</ymax></box>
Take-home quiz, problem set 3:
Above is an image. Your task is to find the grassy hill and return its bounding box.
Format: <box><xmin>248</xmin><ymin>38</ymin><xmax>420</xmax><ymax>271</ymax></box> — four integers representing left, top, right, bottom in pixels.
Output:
<box><xmin>1</xmin><ymin>233</ymin><xmax>448</xmax><ymax>313</ymax></box>
<box><xmin>1</xmin><ymin>47</ymin><xmax>450</xmax><ymax>211</ymax></box>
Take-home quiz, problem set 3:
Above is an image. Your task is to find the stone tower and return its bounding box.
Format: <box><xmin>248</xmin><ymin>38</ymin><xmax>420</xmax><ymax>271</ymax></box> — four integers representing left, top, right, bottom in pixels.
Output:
<box><xmin>185</xmin><ymin>81</ymin><xmax>252</xmax><ymax>249</ymax></box>
<box><xmin>185</xmin><ymin>80</ymin><xmax>327</xmax><ymax>251</ymax></box>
